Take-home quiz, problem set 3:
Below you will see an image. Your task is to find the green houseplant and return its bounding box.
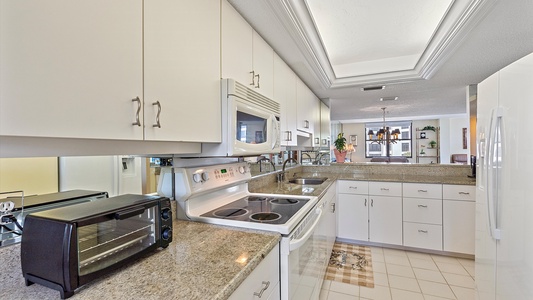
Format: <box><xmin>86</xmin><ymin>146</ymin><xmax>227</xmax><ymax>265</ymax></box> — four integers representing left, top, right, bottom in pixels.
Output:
<box><xmin>333</xmin><ymin>133</ymin><xmax>347</xmax><ymax>163</ymax></box>
<box><xmin>429</xmin><ymin>140</ymin><xmax>437</xmax><ymax>148</ymax></box>
<box><xmin>421</xmin><ymin>125</ymin><xmax>436</xmax><ymax>132</ymax></box>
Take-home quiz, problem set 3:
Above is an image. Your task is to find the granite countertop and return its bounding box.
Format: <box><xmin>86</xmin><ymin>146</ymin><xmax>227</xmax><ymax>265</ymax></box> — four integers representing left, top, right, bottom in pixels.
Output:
<box><xmin>0</xmin><ymin>220</ymin><xmax>280</xmax><ymax>300</ymax></box>
<box><xmin>336</xmin><ymin>173</ymin><xmax>476</xmax><ymax>185</ymax></box>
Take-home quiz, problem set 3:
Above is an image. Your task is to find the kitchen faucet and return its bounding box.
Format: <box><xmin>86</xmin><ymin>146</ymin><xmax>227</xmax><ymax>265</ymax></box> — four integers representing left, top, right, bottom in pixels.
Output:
<box><xmin>257</xmin><ymin>157</ymin><xmax>276</xmax><ymax>173</ymax></box>
<box><xmin>278</xmin><ymin>157</ymin><xmax>298</xmax><ymax>182</ymax></box>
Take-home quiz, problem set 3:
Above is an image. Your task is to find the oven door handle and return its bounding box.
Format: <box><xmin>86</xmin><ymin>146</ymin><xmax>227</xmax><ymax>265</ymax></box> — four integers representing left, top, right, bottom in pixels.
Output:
<box><xmin>289</xmin><ymin>208</ymin><xmax>323</xmax><ymax>252</ymax></box>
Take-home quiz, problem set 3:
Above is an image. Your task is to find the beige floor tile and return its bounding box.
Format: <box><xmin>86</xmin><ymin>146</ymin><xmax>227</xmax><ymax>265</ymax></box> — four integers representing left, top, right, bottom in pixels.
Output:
<box><xmin>413</xmin><ymin>268</ymin><xmax>446</xmax><ymax>283</ymax></box>
<box><xmin>373</xmin><ymin>271</ymin><xmax>389</xmax><ymax>287</ymax></box>
<box><xmin>406</xmin><ymin>251</ymin><xmax>433</xmax><ymax>261</ymax></box>
<box><xmin>383</xmin><ymin>248</ymin><xmax>408</xmax><ymax>257</ymax></box>
<box><xmin>409</xmin><ymin>257</ymin><xmax>439</xmax><ymax>271</ymax></box>
<box><xmin>385</xmin><ymin>254</ymin><xmax>411</xmax><ymax>266</ymax></box>
<box><xmin>450</xmin><ymin>286</ymin><xmax>476</xmax><ymax>300</ymax></box>
<box><xmin>423</xmin><ymin>295</ymin><xmax>455</xmax><ymax>300</ymax></box>
<box><xmin>418</xmin><ymin>280</ymin><xmax>456</xmax><ymax>299</ymax></box>
<box><xmin>322</xmin><ymin>279</ymin><xmax>332</xmax><ymax>290</ymax></box>
<box><xmin>320</xmin><ymin>289</ymin><xmax>329</xmax><ymax>300</ymax></box>
<box><xmin>390</xmin><ymin>288</ymin><xmax>425</xmax><ymax>300</ymax></box>
<box><xmin>373</xmin><ymin>261</ymin><xmax>387</xmax><ymax>274</ymax></box>
<box><xmin>386</xmin><ymin>263</ymin><xmax>416</xmax><ymax>278</ymax></box>
<box><xmin>327</xmin><ymin>291</ymin><xmax>359</xmax><ymax>300</ymax></box>
<box><xmin>370</xmin><ymin>246</ymin><xmax>384</xmax><ymax>255</ymax></box>
<box><xmin>372</xmin><ymin>252</ymin><xmax>385</xmax><ymax>262</ymax></box>
<box><xmin>330</xmin><ymin>281</ymin><xmax>360</xmax><ymax>296</ymax></box>
<box><xmin>388</xmin><ymin>275</ymin><xmax>421</xmax><ymax>293</ymax></box>
<box><xmin>431</xmin><ymin>255</ymin><xmax>460</xmax><ymax>265</ymax></box>
<box><xmin>442</xmin><ymin>272</ymin><xmax>475</xmax><ymax>289</ymax></box>
<box><xmin>435</xmin><ymin>261</ymin><xmax>470</xmax><ymax>276</ymax></box>
<box><xmin>360</xmin><ymin>285</ymin><xmax>392</xmax><ymax>300</ymax></box>
<box><xmin>463</xmin><ymin>265</ymin><xmax>475</xmax><ymax>278</ymax></box>
<box><xmin>457</xmin><ymin>258</ymin><xmax>475</xmax><ymax>268</ymax></box>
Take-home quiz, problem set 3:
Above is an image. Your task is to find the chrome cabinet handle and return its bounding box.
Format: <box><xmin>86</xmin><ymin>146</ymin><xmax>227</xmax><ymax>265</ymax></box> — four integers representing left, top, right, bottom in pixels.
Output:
<box><xmin>459</xmin><ymin>192</ymin><xmax>470</xmax><ymax>195</ymax></box>
<box><xmin>349</xmin><ymin>186</ymin><xmax>358</xmax><ymax>189</ymax></box>
<box><xmin>284</xmin><ymin>131</ymin><xmax>291</xmax><ymax>141</ymax></box>
<box><xmin>314</xmin><ymin>137</ymin><xmax>319</xmax><ymax>144</ymax></box>
<box><xmin>371</xmin><ymin>199</ymin><xmax>373</xmax><ymax>207</ymax></box>
<box><xmin>418</xmin><ymin>189</ymin><xmax>428</xmax><ymax>193</ymax></box>
<box><xmin>255</xmin><ymin>73</ymin><xmax>260</xmax><ymax>88</ymax></box>
<box><xmin>254</xmin><ymin>281</ymin><xmax>270</xmax><ymax>298</ymax></box>
<box><xmin>322</xmin><ymin>138</ymin><xmax>327</xmax><ymax>145</ymax></box>
<box><xmin>152</xmin><ymin>101</ymin><xmax>161</xmax><ymax>128</ymax></box>
<box><xmin>364</xmin><ymin>199</ymin><xmax>367</xmax><ymax>206</ymax></box>
<box><xmin>418</xmin><ymin>230</ymin><xmax>428</xmax><ymax>233</ymax></box>
<box><xmin>132</xmin><ymin>97</ymin><xmax>141</xmax><ymax>126</ymax></box>
<box><xmin>304</xmin><ymin>120</ymin><xmax>309</xmax><ymax>128</ymax></box>
<box><xmin>331</xmin><ymin>203</ymin><xmax>336</xmax><ymax>213</ymax></box>
<box><xmin>380</xmin><ymin>188</ymin><xmax>389</xmax><ymax>191</ymax></box>
<box><xmin>417</xmin><ymin>204</ymin><xmax>428</xmax><ymax>208</ymax></box>
<box><xmin>250</xmin><ymin>70</ymin><xmax>255</xmax><ymax>86</ymax></box>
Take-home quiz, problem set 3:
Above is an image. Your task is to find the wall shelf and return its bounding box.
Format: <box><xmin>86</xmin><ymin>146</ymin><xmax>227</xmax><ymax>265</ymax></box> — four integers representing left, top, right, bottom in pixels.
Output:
<box><xmin>416</xmin><ymin>127</ymin><xmax>440</xmax><ymax>163</ymax></box>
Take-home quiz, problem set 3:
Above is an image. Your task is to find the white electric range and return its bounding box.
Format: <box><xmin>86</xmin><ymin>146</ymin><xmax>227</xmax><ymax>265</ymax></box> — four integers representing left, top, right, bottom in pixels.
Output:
<box><xmin>158</xmin><ymin>162</ymin><xmax>332</xmax><ymax>300</ymax></box>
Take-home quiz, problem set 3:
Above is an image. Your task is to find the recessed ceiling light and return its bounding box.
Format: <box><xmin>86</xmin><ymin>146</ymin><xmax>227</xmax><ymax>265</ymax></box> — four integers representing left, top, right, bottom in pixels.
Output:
<box><xmin>361</xmin><ymin>85</ymin><xmax>385</xmax><ymax>91</ymax></box>
<box><xmin>380</xmin><ymin>96</ymin><xmax>398</xmax><ymax>101</ymax></box>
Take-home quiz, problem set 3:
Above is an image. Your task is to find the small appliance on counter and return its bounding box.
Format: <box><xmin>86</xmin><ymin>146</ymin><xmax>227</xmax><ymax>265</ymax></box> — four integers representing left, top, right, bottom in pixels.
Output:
<box><xmin>21</xmin><ymin>194</ymin><xmax>172</xmax><ymax>299</ymax></box>
<box><xmin>0</xmin><ymin>190</ymin><xmax>108</xmax><ymax>247</ymax></box>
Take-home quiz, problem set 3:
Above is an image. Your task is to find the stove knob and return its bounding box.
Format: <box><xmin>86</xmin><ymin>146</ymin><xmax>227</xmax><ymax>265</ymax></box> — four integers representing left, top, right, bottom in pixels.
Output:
<box><xmin>193</xmin><ymin>173</ymin><xmax>202</xmax><ymax>183</ymax></box>
<box><xmin>162</xmin><ymin>227</ymin><xmax>172</xmax><ymax>240</ymax></box>
<box><xmin>161</xmin><ymin>208</ymin><xmax>172</xmax><ymax>220</ymax></box>
<box><xmin>238</xmin><ymin>166</ymin><xmax>246</xmax><ymax>174</ymax></box>
<box><xmin>201</xmin><ymin>172</ymin><xmax>209</xmax><ymax>181</ymax></box>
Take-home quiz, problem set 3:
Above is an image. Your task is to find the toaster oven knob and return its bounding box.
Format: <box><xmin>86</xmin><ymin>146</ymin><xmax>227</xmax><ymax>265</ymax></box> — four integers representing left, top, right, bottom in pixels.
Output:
<box><xmin>238</xmin><ymin>166</ymin><xmax>246</xmax><ymax>174</ymax></box>
<box><xmin>161</xmin><ymin>208</ymin><xmax>172</xmax><ymax>220</ymax></box>
<box><xmin>162</xmin><ymin>227</ymin><xmax>172</xmax><ymax>240</ymax></box>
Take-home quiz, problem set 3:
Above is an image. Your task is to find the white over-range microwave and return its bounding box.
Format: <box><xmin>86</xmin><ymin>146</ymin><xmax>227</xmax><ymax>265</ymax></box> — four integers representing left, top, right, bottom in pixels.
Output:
<box><xmin>197</xmin><ymin>78</ymin><xmax>281</xmax><ymax>157</ymax></box>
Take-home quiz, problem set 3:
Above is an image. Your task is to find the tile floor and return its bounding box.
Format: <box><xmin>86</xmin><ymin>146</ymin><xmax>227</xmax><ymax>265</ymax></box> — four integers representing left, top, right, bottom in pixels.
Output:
<box><xmin>320</xmin><ymin>246</ymin><xmax>475</xmax><ymax>300</ymax></box>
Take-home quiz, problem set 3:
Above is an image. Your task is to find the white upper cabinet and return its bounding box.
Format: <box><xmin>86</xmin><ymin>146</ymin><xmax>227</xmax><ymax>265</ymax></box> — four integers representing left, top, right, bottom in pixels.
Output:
<box><xmin>144</xmin><ymin>0</ymin><xmax>220</xmax><ymax>142</ymax></box>
<box><xmin>0</xmin><ymin>0</ymin><xmax>143</xmax><ymax>140</ymax></box>
<box><xmin>296</xmin><ymin>78</ymin><xmax>317</xmax><ymax>134</ymax></box>
<box><xmin>320</xmin><ymin>102</ymin><xmax>331</xmax><ymax>148</ymax></box>
<box><xmin>0</xmin><ymin>0</ymin><xmax>221</xmax><ymax>143</ymax></box>
<box><xmin>221</xmin><ymin>0</ymin><xmax>273</xmax><ymax>99</ymax></box>
<box><xmin>274</xmin><ymin>54</ymin><xmax>297</xmax><ymax>146</ymax></box>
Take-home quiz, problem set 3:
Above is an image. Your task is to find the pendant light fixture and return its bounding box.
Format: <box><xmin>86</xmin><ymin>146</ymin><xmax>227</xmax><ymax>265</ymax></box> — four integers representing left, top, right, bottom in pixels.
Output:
<box><xmin>367</xmin><ymin>107</ymin><xmax>400</xmax><ymax>147</ymax></box>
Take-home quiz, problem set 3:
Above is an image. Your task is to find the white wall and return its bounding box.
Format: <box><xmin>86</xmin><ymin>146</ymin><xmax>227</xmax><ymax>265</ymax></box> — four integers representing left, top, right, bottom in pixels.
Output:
<box><xmin>0</xmin><ymin>157</ymin><xmax>58</xmax><ymax>195</ymax></box>
<box><xmin>439</xmin><ymin>117</ymin><xmax>470</xmax><ymax>163</ymax></box>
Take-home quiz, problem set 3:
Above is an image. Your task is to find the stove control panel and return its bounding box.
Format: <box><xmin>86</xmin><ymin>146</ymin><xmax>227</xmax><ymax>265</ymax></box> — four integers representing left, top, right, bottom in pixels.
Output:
<box><xmin>186</xmin><ymin>162</ymin><xmax>251</xmax><ymax>193</ymax></box>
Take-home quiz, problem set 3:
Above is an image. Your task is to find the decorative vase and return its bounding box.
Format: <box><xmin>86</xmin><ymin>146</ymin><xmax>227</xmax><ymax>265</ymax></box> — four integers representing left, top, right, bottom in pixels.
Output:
<box><xmin>334</xmin><ymin>149</ymin><xmax>347</xmax><ymax>163</ymax></box>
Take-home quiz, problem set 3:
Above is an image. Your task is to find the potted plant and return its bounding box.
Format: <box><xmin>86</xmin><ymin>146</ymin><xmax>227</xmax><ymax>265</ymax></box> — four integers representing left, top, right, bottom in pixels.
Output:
<box><xmin>429</xmin><ymin>140</ymin><xmax>437</xmax><ymax>149</ymax></box>
<box><xmin>421</xmin><ymin>125</ymin><xmax>436</xmax><ymax>132</ymax></box>
<box><xmin>333</xmin><ymin>133</ymin><xmax>347</xmax><ymax>163</ymax></box>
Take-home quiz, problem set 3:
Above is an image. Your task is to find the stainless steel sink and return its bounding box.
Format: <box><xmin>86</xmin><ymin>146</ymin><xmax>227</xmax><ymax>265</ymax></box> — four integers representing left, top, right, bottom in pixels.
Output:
<box><xmin>288</xmin><ymin>177</ymin><xmax>328</xmax><ymax>185</ymax></box>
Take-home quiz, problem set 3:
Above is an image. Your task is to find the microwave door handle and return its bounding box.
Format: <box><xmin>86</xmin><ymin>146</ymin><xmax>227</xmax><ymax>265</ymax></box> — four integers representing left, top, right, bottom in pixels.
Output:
<box><xmin>289</xmin><ymin>208</ymin><xmax>323</xmax><ymax>251</ymax></box>
<box><xmin>271</xmin><ymin>117</ymin><xmax>279</xmax><ymax>149</ymax></box>
<box><xmin>114</xmin><ymin>207</ymin><xmax>146</xmax><ymax>220</ymax></box>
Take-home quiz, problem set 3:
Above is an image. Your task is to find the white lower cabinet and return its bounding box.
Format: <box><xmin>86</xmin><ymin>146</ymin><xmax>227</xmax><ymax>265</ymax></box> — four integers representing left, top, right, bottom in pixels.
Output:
<box><xmin>229</xmin><ymin>244</ymin><xmax>280</xmax><ymax>300</ymax></box>
<box><xmin>403</xmin><ymin>222</ymin><xmax>443</xmax><ymax>251</ymax></box>
<box><xmin>369</xmin><ymin>195</ymin><xmax>403</xmax><ymax>245</ymax></box>
<box><xmin>337</xmin><ymin>194</ymin><xmax>368</xmax><ymax>241</ymax></box>
<box><xmin>443</xmin><ymin>184</ymin><xmax>476</xmax><ymax>255</ymax></box>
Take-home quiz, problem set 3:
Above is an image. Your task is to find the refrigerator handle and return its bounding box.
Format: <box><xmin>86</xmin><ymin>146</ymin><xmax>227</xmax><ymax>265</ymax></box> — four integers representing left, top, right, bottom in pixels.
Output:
<box><xmin>487</xmin><ymin>107</ymin><xmax>503</xmax><ymax>240</ymax></box>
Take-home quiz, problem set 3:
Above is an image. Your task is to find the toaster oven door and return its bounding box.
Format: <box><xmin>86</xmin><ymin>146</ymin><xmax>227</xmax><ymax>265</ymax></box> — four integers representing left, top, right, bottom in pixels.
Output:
<box><xmin>77</xmin><ymin>202</ymin><xmax>159</xmax><ymax>277</ymax></box>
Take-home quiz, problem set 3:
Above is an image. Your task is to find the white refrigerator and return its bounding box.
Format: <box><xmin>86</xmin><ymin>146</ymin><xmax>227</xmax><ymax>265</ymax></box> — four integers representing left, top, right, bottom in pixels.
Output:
<box><xmin>475</xmin><ymin>52</ymin><xmax>533</xmax><ymax>300</ymax></box>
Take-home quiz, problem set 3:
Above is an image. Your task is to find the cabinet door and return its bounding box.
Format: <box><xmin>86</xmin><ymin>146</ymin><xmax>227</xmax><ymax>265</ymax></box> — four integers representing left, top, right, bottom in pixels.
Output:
<box><xmin>312</xmin><ymin>96</ymin><xmax>321</xmax><ymax>147</ymax></box>
<box><xmin>443</xmin><ymin>200</ymin><xmax>475</xmax><ymax>254</ymax></box>
<box><xmin>337</xmin><ymin>194</ymin><xmax>368</xmax><ymax>241</ymax></box>
<box><xmin>221</xmin><ymin>0</ymin><xmax>253</xmax><ymax>86</ymax></box>
<box><xmin>0</xmin><ymin>0</ymin><xmax>143</xmax><ymax>140</ymax></box>
<box><xmin>273</xmin><ymin>54</ymin><xmax>297</xmax><ymax>146</ymax></box>
<box><xmin>369</xmin><ymin>196</ymin><xmax>403</xmax><ymax>245</ymax></box>
<box><xmin>320</xmin><ymin>102</ymin><xmax>331</xmax><ymax>148</ymax></box>
<box><xmin>296</xmin><ymin>78</ymin><xmax>315</xmax><ymax>134</ymax></box>
<box><xmin>252</xmin><ymin>32</ymin><xmax>274</xmax><ymax>99</ymax></box>
<box><xmin>144</xmin><ymin>0</ymin><xmax>220</xmax><ymax>142</ymax></box>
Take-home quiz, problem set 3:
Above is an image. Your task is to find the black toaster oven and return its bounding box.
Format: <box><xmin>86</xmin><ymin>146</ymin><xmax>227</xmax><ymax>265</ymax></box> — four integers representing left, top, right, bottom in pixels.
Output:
<box><xmin>21</xmin><ymin>194</ymin><xmax>172</xmax><ymax>299</ymax></box>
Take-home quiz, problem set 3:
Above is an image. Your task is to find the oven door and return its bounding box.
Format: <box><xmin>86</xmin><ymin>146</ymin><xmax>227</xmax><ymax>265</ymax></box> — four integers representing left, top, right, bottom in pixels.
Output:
<box><xmin>281</xmin><ymin>201</ymin><xmax>329</xmax><ymax>300</ymax></box>
<box><xmin>77</xmin><ymin>202</ymin><xmax>159</xmax><ymax>284</ymax></box>
<box><xmin>229</xmin><ymin>97</ymin><xmax>280</xmax><ymax>156</ymax></box>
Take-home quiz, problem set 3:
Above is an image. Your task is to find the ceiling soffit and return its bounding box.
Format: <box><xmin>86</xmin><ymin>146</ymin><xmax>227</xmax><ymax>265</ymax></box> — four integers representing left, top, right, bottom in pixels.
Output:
<box><xmin>267</xmin><ymin>0</ymin><xmax>498</xmax><ymax>89</ymax></box>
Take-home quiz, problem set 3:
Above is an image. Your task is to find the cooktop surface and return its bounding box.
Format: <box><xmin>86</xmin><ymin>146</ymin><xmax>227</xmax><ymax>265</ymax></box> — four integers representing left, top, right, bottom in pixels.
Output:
<box><xmin>200</xmin><ymin>195</ymin><xmax>310</xmax><ymax>224</ymax></box>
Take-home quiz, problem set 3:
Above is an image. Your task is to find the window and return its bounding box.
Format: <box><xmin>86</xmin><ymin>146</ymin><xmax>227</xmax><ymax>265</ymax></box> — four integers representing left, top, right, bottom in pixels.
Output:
<box><xmin>365</xmin><ymin>121</ymin><xmax>412</xmax><ymax>158</ymax></box>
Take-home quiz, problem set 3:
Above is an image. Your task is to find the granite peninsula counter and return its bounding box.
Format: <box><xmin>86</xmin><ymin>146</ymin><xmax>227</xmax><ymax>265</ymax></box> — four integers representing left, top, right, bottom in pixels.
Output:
<box><xmin>0</xmin><ymin>220</ymin><xmax>280</xmax><ymax>300</ymax></box>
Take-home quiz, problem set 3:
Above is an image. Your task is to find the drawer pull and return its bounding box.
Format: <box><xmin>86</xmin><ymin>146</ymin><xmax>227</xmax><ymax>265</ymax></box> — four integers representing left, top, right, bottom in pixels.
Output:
<box><xmin>380</xmin><ymin>188</ymin><xmax>389</xmax><ymax>191</ymax></box>
<box><xmin>417</xmin><ymin>204</ymin><xmax>428</xmax><ymax>208</ymax></box>
<box><xmin>364</xmin><ymin>199</ymin><xmax>367</xmax><ymax>206</ymax></box>
<box><xmin>459</xmin><ymin>192</ymin><xmax>470</xmax><ymax>195</ymax></box>
<box><xmin>418</xmin><ymin>189</ymin><xmax>428</xmax><ymax>193</ymax></box>
<box><xmin>254</xmin><ymin>281</ymin><xmax>270</xmax><ymax>298</ymax></box>
<box><xmin>349</xmin><ymin>186</ymin><xmax>358</xmax><ymax>189</ymax></box>
<box><xmin>418</xmin><ymin>230</ymin><xmax>428</xmax><ymax>233</ymax></box>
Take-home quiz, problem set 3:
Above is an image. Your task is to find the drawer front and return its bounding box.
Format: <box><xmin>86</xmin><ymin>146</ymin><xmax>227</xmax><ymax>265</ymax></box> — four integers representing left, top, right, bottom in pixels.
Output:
<box><xmin>443</xmin><ymin>185</ymin><xmax>475</xmax><ymax>201</ymax></box>
<box><xmin>403</xmin><ymin>198</ymin><xmax>442</xmax><ymax>225</ymax></box>
<box><xmin>403</xmin><ymin>222</ymin><xmax>442</xmax><ymax>251</ymax></box>
<box><xmin>337</xmin><ymin>180</ymin><xmax>368</xmax><ymax>194</ymax></box>
<box><xmin>369</xmin><ymin>181</ymin><xmax>402</xmax><ymax>197</ymax></box>
<box><xmin>229</xmin><ymin>244</ymin><xmax>279</xmax><ymax>300</ymax></box>
<box><xmin>403</xmin><ymin>183</ymin><xmax>442</xmax><ymax>199</ymax></box>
